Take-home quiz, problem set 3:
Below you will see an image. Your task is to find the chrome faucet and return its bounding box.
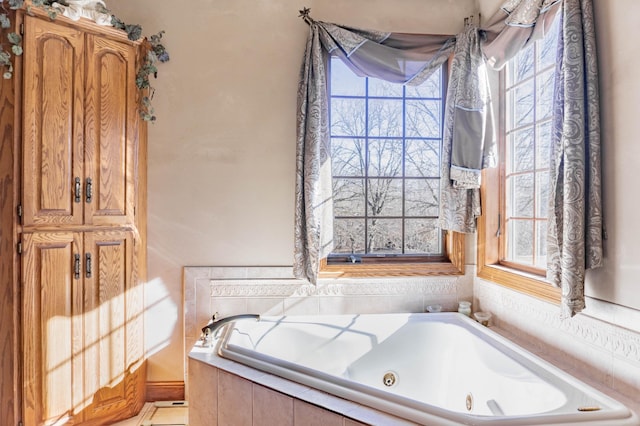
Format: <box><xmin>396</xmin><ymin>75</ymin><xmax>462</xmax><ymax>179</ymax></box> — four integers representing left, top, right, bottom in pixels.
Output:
<box><xmin>200</xmin><ymin>313</ymin><xmax>260</xmax><ymax>345</ymax></box>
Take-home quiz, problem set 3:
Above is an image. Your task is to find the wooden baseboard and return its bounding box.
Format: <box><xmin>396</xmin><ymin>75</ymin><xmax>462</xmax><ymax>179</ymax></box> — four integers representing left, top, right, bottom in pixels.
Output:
<box><xmin>146</xmin><ymin>381</ymin><xmax>185</xmax><ymax>402</ymax></box>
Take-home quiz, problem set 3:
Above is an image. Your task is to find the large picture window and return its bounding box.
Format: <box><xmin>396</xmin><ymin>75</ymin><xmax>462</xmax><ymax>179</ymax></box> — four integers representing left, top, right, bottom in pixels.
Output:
<box><xmin>328</xmin><ymin>57</ymin><xmax>446</xmax><ymax>263</ymax></box>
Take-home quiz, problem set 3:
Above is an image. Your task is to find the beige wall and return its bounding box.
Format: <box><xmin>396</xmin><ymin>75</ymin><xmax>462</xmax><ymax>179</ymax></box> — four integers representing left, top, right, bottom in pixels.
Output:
<box><xmin>108</xmin><ymin>0</ymin><xmax>476</xmax><ymax>383</ymax></box>
<box><xmin>587</xmin><ymin>0</ymin><xmax>640</xmax><ymax>308</ymax></box>
<box><xmin>107</xmin><ymin>0</ymin><xmax>640</xmax><ymax>383</ymax></box>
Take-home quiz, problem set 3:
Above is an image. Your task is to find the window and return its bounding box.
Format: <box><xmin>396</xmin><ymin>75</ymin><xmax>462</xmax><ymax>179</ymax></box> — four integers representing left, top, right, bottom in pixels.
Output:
<box><xmin>322</xmin><ymin>57</ymin><xmax>464</xmax><ymax>277</ymax></box>
<box><xmin>502</xmin><ymin>18</ymin><xmax>559</xmax><ymax>274</ymax></box>
<box><xmin>477</xmin><ymin>17</ymin><xmax>561</xmax><ymax>302</ymax></box>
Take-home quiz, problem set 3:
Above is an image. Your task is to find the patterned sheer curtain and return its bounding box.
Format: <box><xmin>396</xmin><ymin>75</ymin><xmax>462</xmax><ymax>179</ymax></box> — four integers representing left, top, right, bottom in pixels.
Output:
<box><xmin>547</xmin><ymin>0</ymin><xmax>603</xmax><ymax>317</ymax></box>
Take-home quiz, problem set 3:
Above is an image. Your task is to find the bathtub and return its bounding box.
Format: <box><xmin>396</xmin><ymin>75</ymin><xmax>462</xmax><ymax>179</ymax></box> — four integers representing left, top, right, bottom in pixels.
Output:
<box><xmin>213</xmin><ymin>313</ymin><xmax>638</xmax><ymax>426</ymax></box>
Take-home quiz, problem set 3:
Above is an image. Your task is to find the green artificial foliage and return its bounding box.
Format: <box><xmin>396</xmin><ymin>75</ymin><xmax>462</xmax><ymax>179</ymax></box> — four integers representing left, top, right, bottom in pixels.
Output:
<box><xmin>0</xmin><ymin>0</ymin><xmax>169</xmax><ymax>121</ymax></box>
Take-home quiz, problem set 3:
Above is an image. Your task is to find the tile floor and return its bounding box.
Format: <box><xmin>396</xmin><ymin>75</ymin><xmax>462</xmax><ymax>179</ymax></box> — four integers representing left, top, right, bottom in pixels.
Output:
<box><xmin>112</xmin><ymin>401</ymin><xmax>188</xmax><ymax>426</ymax></box>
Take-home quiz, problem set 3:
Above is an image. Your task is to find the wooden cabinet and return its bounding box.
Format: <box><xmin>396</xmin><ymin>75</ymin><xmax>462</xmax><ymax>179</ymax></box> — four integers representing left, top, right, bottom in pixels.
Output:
<box><xmin>0</xmin><ymin>9</ymin><xmax>147</xmax><ymax>426</ymax></box>
<box><xmin>22</xmin><ymin>16</ymin><xmax>137</xmax><ymax>228</ymax></box>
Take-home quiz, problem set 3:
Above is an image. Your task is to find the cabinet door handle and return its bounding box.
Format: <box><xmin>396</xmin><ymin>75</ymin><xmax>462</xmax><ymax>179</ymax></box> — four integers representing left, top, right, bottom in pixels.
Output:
<box><xmin>85</xmin><ymin>253</ymin><xmax>92</xmax><ymax>278</ymax></box>
<box><xmin>86</xmin><ymin>178</ymin><xmax>93</xmax><ymax>203</ymax></box>
<box><xmin>74</xmin><ymin>177</ymin><xmax>81</xmax><ymax>203</ymax></box>
<box><xmin>84</xmin><ymin>253</ymin><xmax>91</xmax><ymax>278</ymax></box>
<box><xmin>74</xmin><ymin>254</ymin><xmax>80</xmax><ymax>279</ymax></box>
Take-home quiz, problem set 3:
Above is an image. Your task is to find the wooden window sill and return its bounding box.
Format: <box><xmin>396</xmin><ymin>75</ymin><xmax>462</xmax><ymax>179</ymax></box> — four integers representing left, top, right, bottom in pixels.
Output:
<box><xmin>319</xmin><ymin>231</ymin><xmax>465</xmax><ymax>279</ymax></box>
<box><xmin>477</xmin><ymin>263</ymin><xmax>560</xmax><ymax>304</ymax></box>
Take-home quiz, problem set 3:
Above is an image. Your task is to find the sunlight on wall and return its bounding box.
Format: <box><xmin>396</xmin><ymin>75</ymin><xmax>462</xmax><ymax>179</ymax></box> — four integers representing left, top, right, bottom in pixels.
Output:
<box><xmin>144</xmin><ymin>277</ymin><xmax>178</xmax><ymax>358</ymax></box>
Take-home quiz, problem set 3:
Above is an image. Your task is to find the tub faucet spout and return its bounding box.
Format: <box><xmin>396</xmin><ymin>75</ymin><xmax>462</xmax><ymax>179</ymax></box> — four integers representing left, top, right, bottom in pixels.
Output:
<box><xmin>201</xmin><ymin>313</ymin><xmax>260</xmax><ymax>342</ymax></box>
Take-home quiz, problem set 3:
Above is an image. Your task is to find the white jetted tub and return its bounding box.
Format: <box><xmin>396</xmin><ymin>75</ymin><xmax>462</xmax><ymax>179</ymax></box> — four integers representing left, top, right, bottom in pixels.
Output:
<box><xmin>212</xmin><ymin>313</ymin><xmax>638</xmax><ymax>425</ymax></box>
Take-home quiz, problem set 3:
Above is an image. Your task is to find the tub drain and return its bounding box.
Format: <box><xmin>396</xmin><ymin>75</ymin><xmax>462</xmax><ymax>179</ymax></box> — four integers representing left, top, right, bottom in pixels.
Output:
<box><xmin>382</xmin><ymin>371</ymin><xmax>397</xmax><ymax>387</ymax></box>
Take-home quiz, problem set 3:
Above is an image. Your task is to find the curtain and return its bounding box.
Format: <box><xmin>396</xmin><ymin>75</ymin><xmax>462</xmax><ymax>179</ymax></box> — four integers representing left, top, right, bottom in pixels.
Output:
<box><xmin>438</xmin><ymin>24</ymin><xmax>495</xmax><ymax>233</ymax></box>
<box><xmin>483</xmin><ymin>0</ymin><xmax>563</xmax><ymax>69</ymax></box>
<box><xmin>547</xmin><ymin>0</ymin><xmax>602</xmax><ymax>317</ymax></box>
<box><xmin>293</xmin><ymin>24</ymin><xmax>333</xmax><ymax>284</ymax></box>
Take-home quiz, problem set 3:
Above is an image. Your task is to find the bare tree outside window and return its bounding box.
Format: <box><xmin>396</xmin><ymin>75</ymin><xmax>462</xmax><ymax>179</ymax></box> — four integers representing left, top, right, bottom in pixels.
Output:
<box><xmin>503</xmin><ymin>17</ymin><xmax>560</xmax><ymax>270</ymax></box>
<box><xmin>329</xmin><ymin>58</ymin><xmax>444</xmax><ymax>258</ymax></box>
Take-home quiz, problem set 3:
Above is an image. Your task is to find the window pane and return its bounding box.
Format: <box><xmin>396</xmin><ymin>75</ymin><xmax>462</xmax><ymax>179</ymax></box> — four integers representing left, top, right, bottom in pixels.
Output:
<box><xmin>511</xmin><ymin>44</ymin><xmax>534</xmax><ymax>82</ymax></box>
<box><xmin>536</xmin><ymin>171</ymin><xmax>549</xmax><ymax>218</ymax></box>
<box><xmin>406</xmin><ymin>140</ymin><xmax>439</xmax><ymax>177</ymax></box>
<box><xmin>536</xmin><ymin>122</ymin><xmax>551</xmax><ymax>169</ymax></box>
<box><xmin>406</xmin><ymin>100</ymin><xmax>441</xmax><ymax>138</ymax></box>
<box><xmin>509</xmin><ymin>128</ymin><xmax>534</xmax><ymax>173</ymax></box>
<box><xmin>536</xmin><ymin>220</ymin><xmax>547</xmax><ymax>269</ymax></box>
<box><xmin>405</xmin><ymin>219</ymin><xmax>441</xmax><ymax>254</ymax></box>
<box><xmin>536</xmin><ymin>70</ymin><xmax>555</xmax><ymax>120</ymax></box>
<box><xmin>369</xmin><ymin>77</ymin><xmax>403</xmax><ymax>97</ymax></box>
<box><xmin>333</xmin><ymin>178</ymin><xmax>365</xmax><ymax>216</ymax></box>
<box><xmin>368</xmin><ymin>178</ymin><xmax>402</xmax><ymax>216</ymax></box>
<box><xmin>332</xmin><ymin>138</ymin><xmax>365</xmax><ymax>177</ymax></box>
<box><xmin>512</xmin><ymin>80</ymin><xmax>534</xmax><ymax>127</ymax></box>
<box><xmin>368</xmin><ymin>139</ymin><xmax>403</xmax><ymax>177</ymax></box>
<box><xmin>538</xmin><ymin>18</ymin><xmax>560</xmax><ymax>70</ymax></box>
<box><xmin>367</xmin><ymin>218</ymin><xmax>402</xmax><ymax>253</ymax></box>
<box><xmin>368</xmin><ymin>99</ymin><xmax>403</xmax><ymax>137</ymax></box>
<box><xmin>331</xmin><ymin>98</ymin><xmax>365</xmax><ymax>136</ymax></box>
<box><xmin>507</xmin><ymin>219</ymin><xmax>534</xmax><ymax>264</ymax></box>
<box><xmin>406</xmin><ymin>69</ymin><xmax>442</xmax><ymax>98</ymax></box>
<box><xmin>508</xmin><ymin>174</ymin><xmax>534</xmax><ymax>217</ymax></box>
<box><xmin>405</xmin><ymin>179</ymin><xmax>439</xmax><ymax>217</ymax></box>
<box><xmin>330</xmin><ymin>58</ymin><xmax>365</xmax><ymax>96</ymax></box>
<box><xmin>333</xmin><ymin>219</ymin><xmax>365</xmax><ymax>253</ymax></box>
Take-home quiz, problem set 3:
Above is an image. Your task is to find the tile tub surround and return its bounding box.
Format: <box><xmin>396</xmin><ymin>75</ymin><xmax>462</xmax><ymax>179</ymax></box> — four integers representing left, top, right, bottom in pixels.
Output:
<box><xmin>184</xmin><ymin>267</ymin><xmax>640</xmax><ymax>423</ymax></box>
<box><xmin>189</xmin><ymin>330</ymin><xmax>639</xmax><ymax>426</ymax></box>
<box><xmin>474</xmin><ymin>278</ymin><xmax>640</xmax><ymax>417</ymax></box>
<box><xmin>189</xmin><ymin>343</ymin><xmax>418</xmax><ymax>426</ymax></box>
<box><xmin>183</xmin><ymin>266</ymin><xmax>473</xmax><ymax>383</ymax></box>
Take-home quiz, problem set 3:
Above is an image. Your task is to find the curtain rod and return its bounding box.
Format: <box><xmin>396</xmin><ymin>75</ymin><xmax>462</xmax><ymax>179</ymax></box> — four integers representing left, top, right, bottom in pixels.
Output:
<box><xmin>298</xmin><ymin>7</ymin><xmax>480</xmax><ymax>28</ymax></box>
<box><xmin>299</xmin><ymin>7</ymin><xmax>313</xmax><ymax>25</ymax></box>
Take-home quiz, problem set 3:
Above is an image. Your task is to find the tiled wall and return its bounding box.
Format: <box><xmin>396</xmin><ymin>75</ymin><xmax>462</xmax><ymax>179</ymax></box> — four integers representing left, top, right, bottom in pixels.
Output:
<box><xmin>474</xmin><ymin>278</ymin><xmax>640</xmax><ymax>414</ymax></box>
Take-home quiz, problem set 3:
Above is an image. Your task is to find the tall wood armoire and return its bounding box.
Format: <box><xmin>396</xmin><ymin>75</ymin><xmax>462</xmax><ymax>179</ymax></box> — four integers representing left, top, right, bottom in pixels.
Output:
<box><xmin>0</xmin><ymin>7</ymin><xmax>147</xmax><ymax>426</ymax></box>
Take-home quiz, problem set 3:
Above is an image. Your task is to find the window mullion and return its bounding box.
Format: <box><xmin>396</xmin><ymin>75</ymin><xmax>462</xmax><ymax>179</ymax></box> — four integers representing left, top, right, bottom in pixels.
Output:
<box><xmin>364</xmin><ymin>77</ymin><xmax>370</xmax><ymax>253</ymax></box>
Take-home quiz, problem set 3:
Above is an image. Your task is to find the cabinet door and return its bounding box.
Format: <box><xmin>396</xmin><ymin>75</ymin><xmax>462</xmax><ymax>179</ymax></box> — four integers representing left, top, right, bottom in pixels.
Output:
<box><xmin>22</xmin><ymin>232</ymin><xmax>84</xmax><ymax>426</ymax></box>
<box><xmin>82</xmin><ymin>230</ymin><xmax>145</xmax><ymax>424</ymax></box>
<box><xmin>22</xmin><ymin>231</ymin><xmax>145</xmax><ymax>425</ymax></box>
<box><xmin>22</xmin><ymin>16</ymin><xmax>85</xmax><ymax>227</ymax></box>
<box><xmin>84</xmin><ymin>34</ymin><xmax>138</xmax><ymax>227</ymax></box>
